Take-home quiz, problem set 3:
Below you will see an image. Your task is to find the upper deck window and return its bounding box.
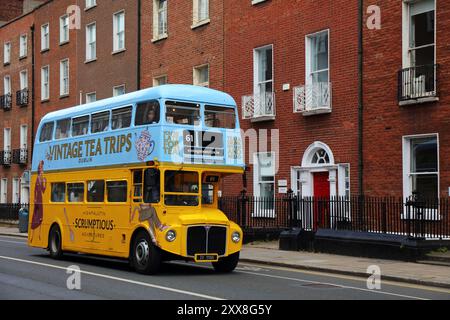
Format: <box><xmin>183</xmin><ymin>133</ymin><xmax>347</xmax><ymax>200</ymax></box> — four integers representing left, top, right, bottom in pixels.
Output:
<box><xmin>165</xmin><ymin>101</ymin><xmax>201</xmax><ymax>126</ymax></box>
<box><xmin>112</xmin><ymin>106</ymin><xmax>132</xmax><ymax>130</ymax></box>
<box><xmin>56</xmin><ymin>119</ymin><xmax>71</xmax><ymax>140</ymax></box>
<box><xmin>135</xmin><ymin>100</ymin><xmax>160</xmax><ymax>126</ymax></box>
<box><xmin>205</xmin><ymin>105</ymin><xmax>236</xmax><ymax>129</ymax></box>
<box><xmin>39</xmin><ymin>122</ymin><xmax>54</xmax><ymax>142</ymax></box>
<box><xmin>72</xmin><ymin>115</ymin><xmax>90</xmax><ymax>137</ymax></box>
<box><xmin>91</xmin><ymin>111</ymin><xmax>110</xmax><ymax>133</ymax></box>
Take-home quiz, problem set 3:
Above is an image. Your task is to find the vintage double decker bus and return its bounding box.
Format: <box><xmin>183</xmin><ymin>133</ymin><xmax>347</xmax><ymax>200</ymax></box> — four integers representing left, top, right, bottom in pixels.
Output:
<box><xmin>28</xmin><ymin>85</ymin><xmax>244</xmax><ymax>274</ymax></box>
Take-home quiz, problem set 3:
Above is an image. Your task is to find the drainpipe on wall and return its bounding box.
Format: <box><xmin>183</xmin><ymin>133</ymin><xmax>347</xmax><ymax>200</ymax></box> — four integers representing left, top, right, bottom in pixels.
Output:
<box><xmin>358</xmin><ymin>0</ymin><xmax>364</xmax><ymax>197</ymax></box>
<box><xmin>137</xmin><ymin>0</ymin><xmax>141</xmax><ymax>91</ymax></box>
<box><xmin>30</xmin><ymin>24</ymin><xmax>35</xmax><ymax>165</ymax></box>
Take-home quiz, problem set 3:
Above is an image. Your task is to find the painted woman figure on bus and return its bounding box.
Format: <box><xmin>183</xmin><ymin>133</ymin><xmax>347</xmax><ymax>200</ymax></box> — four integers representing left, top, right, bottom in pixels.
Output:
<box><xmin>130</xmin><ymin>204</ymin><xmax>169</xmax><ymax>246</ymax></box>
<box><xmin>30</xmin><ymin>161</ymin><xmax>47</xmax><ymax>242</ymax></box>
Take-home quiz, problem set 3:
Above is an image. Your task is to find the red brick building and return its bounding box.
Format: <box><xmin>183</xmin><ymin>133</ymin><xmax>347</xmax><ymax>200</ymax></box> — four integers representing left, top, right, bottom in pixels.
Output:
<box><xmin>0</xmin><ymin>0</ymin><xmax>139</xmax><ymax>204</ymax></box>
<box><xmin>363</xmin><ymin>0</ymin><xmax>449</xmax><ymax>200</ymax></box>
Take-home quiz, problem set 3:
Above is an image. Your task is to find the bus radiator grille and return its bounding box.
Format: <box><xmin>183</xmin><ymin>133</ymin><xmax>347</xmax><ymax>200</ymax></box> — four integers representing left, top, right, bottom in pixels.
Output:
<box><xmin>187</xmin><ymin>226</ymin><xmax>227</xmax><ymax>256</ymax></box>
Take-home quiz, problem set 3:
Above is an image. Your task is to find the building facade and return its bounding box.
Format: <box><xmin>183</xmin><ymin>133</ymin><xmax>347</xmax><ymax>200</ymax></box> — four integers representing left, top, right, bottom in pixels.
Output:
<box><xmin>0</xmin><ymin>0</ymin><xmax>139</xmax><ymax>204</ymax></box>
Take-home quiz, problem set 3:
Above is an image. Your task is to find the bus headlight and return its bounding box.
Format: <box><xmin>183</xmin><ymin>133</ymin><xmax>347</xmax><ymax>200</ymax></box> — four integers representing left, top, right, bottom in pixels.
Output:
<box><xmin>231</xmin><ymin>232</ymin><xmax>241</xmax><ymax>243</ymax></box>
<box><xmin>166</xmin><ymin>230</ymin><xmax>177</xmax><ymax>242</ymax></box>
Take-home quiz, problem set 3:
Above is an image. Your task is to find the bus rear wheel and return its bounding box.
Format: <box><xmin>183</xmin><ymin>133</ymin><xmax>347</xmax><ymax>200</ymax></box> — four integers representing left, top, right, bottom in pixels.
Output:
<box><xmin>212</xmin><ymin>252</ymin><xmax>240</xmax><ymax>273</ymax></box>
<box><xmin>49</xmin><ymin>225</ymin><xmax>63</xmax><ymax>260</ymax></box>
<box><xmin>132</xmin><ymin>231</ymin><xmax>161</xmax><ymax>275</ymax></box>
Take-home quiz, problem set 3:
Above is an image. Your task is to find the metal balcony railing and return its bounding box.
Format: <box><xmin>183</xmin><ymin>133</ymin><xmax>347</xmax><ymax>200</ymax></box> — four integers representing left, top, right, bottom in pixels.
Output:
<box><xmin>398</xmin><ymin>64</ymin><xmax>438</xmax><ymax>102</ymax></box>
<box><xmin>13</xmin><ymin>148</ymin><xmax>28</xmax><ymax>165</ymax></box>
<box><xmin>0</xmin><ymin>93</ymin><xmax>12</xmax><ymax>111</ymax></box>
<box><xmin>294</xmin><ymin>82</ymin><xmax>332</xmax><ymax>114</ymax></box>
<box><xmin>1</xmin><ymin>150</ymin><xmax>12</xmax><ymax>166</ymax></box>
<box><xmin>16</xmin><ymin>89</ymin><xmax>29</xmax><ymax>107</ymax></box>
<box><xmin>242</xmin><ymin>92</ymin><xmax>276</xmax><ymax>120</ymax></box>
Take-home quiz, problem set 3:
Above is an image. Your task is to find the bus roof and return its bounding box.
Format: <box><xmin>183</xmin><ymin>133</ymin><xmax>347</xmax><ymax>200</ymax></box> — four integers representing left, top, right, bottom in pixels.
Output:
<box><xmin>40</xmin><ymin>84</ymin><xmax>237</xmax><ymax>123</ymax></box>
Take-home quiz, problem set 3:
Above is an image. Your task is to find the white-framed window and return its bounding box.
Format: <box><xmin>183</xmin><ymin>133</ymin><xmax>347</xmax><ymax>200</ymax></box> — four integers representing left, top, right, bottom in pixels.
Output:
<box><xmin>193</xmin><ymin>0</ymin><xmax>209</xmax><ymax>25</ymax></box>
<box><xmin>153</xmin><ymin>75</ymin><xmax>167</xmax><ymax>87</ymax></box>
<box><xmin>153</xmin><ymin>0</ymin><xmax>168</xmax><ymax>40</ymax></box>
<box><xmin>113</xmin><ymin>85</ymin><xmax>126</xmax><ymax>96</ymax></box>
<box><xmin>403</xmin><ymin>0</ymin><xmax>435</xmax><ymax>68</ymax></box>
<box><xmin>253</xmin><ymin>45</ymin><xmax>274</xmax><ymax>115</ymax></box>
<box><xmin>12</xmin><ymin>178</ymin><xmax>20</xmax><ymax>204</ymax></box>
<box><xmin>86</xmin><ymin>92</ymin><xmax>97</xmax><ymax>103</ymax></box>
<box><xmin>41</xmin><ymin>66</ymin><xmax>50</xmax><ymax>100</ymax></box>
<box><xmin>20</xmin><ymin>70</ymin><xmax>28</xmax><ymax>90</ymax></box>
<box><xmin>60</xmin><ymin>59</ymin><xmax>69</xmax><ymax>96</ymax></box>
<box><xmin>4</xmin><ymin>128</ymin><xmax>11</xmax><ymax>152</ymax></box>
<box><xmin>19</xmin><ymin>34</ymin><xmax>27</xmax><ymax>58</ymax></box>
<box><xmin>4</xmin><ymin>75</ymin><xmax>11</xmax><ymax>94</ymax></box>
<box><xmin>253</xmin><ymin>151</ymin><xmax>276</xmax><ymax>207</ymax></box>
<box><xmin>60</xmin><ymin>15</ymin><xmax>69</xmax><ymax>44</ymax></box>
<box><xmin>86</xmin><ymin>0</ymin><xmax>96</xmax><ymax>9</ymax></box>
<box><xmin>4</xmin><ymin>42</ymin><xmax>11</xmax><ymax>64</ymax></box>
<box><xmin>41</xmin><ymin>23</ymin><xmax>50</xmax><ymax>51</ymax></box>
<box><xmin>113</xmin><ymin>11</ymin><xmax>125</xmax><ymax>52</ymax></box>
<box><xmin>306</xmin><ymin>29</ymin><xmax>329</xmax><ymax>85</ymax></box>
<box><xmin>193</xmin><ymin>64</ymin><xmax>209</xmax><ymax>87</ymax></box>
<box><xmin>86</xmin><ymin>23</ymin><xmax>97</xmax><ymax>61</ymax></box>
<box><xmin>20</xmin><ymin>124</ymin><xmax>28</xmax><ymax>150</ymax></box>
<box><xmin>403</xmin><ymin>134</ymin><xmax>439</xmax><ymax>201</ymax></box>
<box><xmin>1</xmin><ymin>179</ymin><xmax>7</xmax><ymax>204</ymax></box>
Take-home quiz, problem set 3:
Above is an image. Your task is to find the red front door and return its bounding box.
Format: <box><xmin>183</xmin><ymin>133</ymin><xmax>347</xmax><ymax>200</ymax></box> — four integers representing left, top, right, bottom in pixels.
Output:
<box><xmin>313</xmin><ymin>172</ymin><xmax>330</xmax><ymax>229</ymax></box>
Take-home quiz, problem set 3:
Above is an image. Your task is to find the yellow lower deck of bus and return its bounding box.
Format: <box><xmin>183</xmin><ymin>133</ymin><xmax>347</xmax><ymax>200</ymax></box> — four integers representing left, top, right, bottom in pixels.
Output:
<box><xmin>27</xmin><ymin>164</ymin><xmax>243</xmax><ymax>261</ymax></box>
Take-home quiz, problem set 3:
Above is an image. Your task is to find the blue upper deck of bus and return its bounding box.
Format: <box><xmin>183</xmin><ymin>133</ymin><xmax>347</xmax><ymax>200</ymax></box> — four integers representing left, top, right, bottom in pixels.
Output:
<box><xmin>32</xmin><ymin>85</ymin><xmax>244</xmax><ymax>173</ymax></box>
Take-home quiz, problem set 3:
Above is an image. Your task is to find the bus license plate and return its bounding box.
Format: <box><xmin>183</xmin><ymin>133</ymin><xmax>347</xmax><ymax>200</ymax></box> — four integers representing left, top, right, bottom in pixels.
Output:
<box><xmin>195</xmin><ymin>254</ymin><xmax>219</xmax><ymax>262</ymax></box>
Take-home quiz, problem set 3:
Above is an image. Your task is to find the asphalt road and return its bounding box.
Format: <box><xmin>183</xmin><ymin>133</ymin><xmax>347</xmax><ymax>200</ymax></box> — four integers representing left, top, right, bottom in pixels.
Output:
<box><xmin>0</xmin><ymin>235</ymin><xmax>449</xmax><ymax>300</ymax></box>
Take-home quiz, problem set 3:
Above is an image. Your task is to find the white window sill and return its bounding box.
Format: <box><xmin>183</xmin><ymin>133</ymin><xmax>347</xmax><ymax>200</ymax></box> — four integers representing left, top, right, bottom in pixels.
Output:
<box><xmin>112</xmin><ymin>48</ymin><xmax>126</xmax><ymax>55</ymax></box>
<box><xmin>59</xmin><ymin>94</ymin><xmax>70</xmax><ymax>99</ymax></box>
<box><xmin>41</xmin><ymin>48</ymin><xmax>50</xmax><ymax>53</ymax></box>
<box><xmin>151</xmin><ymin>34</ymin><xmax>168</xmax><ymax>43</ymax></box>
<box><xmin>84</xmin><ymin>58</ymin><xmax>97</xmax><ymax>64</ymax></box>
<box><xmin>84</xmin><ymin>5</ymin><xmax>97</xmax><ymax>12</ymax></box>
<box><xmin>249</xmin><ymin>115</ymin><xmax>276</xmax><ymax>122</ymax></box>
<box><xmin>399</xmin><ymin>96</ymin><xmax>439</xmax><ymax>106</ymax></box>
<box><xmin>41</xmin><ymin>98</ymin><xmax>50</xmax><ymax>103</ymax></box>
<box><xmin>59</xmin><ymin>40</ymin><xmax>69</xmax><ymax>46</ymax></box>
<box><xmin>19</xmin><ymin>55</ymin><xmax>27</xmax><ymax>60</ymax></box>
<box><xmin>300</xmin><ymin>107</ymin><xmax>332</xmax><ymax>116</ymax></box>
<box><xmin>252</xmin><ymin>0</ymin><xmax>268</xmax><ymax>5</ymax></box>
<box><xmin>191</xmin><ymin>19</ymin><xmax>210</xmax><ymax>30</ymax></box>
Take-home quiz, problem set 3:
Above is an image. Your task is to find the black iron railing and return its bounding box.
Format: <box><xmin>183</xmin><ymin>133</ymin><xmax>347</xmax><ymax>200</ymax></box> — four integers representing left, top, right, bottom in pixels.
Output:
<box><xmin>12</xmin><ymin>148</ymin><xmax>28</xmax><ymax>165</ymax></box>
<box><xmin>0</xmin><ymin>150</ymin><xmax>12</xmax><ymax>166</ymax></box>
<box><xmin>398</xmin><ymin>64</ymin><xmax>438</xmax><ymax>102</ymax></box>
<box><xmin>219</xmin><ymin>193</ymin><xmax>450</xmax><ymax>240</ymax></box>
<box><xmin>0</xmin><ymin>203</ymin><xmax>29</xmax><ymax>221</ymax></box>
<box><xmin>16</xmin><ymin>89</ymin><xmax>28</xmax><ymax>107</ymax></box>
<box><xmin>0</xmin><ymin>93</ymin><xmax>12</xmax><ymax>111</ymax></box>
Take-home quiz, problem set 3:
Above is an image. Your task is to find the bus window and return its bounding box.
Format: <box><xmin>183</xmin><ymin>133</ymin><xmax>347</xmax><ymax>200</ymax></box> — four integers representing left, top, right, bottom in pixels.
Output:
<box><xmin>164</xmin><ymin>171</ymin><xmax>199</xmax><ymax>206</ymax></box>
<box><xmin>144</xmin><ymin>169</ymin><xmax>160</xmax><ymax>203</ymax></box>
<box><xmin>107</xmin><ymin>181</ymin><xmax>127</xmax><ymax>202</ymax></box>
<box><xmin>165</xmin><ymin>101</ymin><xmax>200</xmax><ymax>126</ymax></box>
<box><xmin>56</xmin><ymin>119</ymin><xmax>71</xmax><ymax>140</ymax></box>
<box><xmin>204</xmin><ymin>105</ymin><xmax>236</xmax><ymax>129</ymax></box>
<box><xmin>72</xmin><ymin>116</ymin><xmax>90</xmax><ymax>137</ymax></box>
<box><xmin>135</xmin><ymin>101</ymin><xmax>160</xmax><ymax>126</ymax></box>
<box><xmin>67</xmin><ymin>183</ymin><xmax>84</xmax><ymax>203</ymax></box>
<box><xmin>39</xmin><ymin>122</ymin><xmax>54</xmax><ymax>142</ymax></box>
<box><xmin>91</xmin><ymin>111</ymin><xmax>110</xmax><ymax>133</ymax></box>
<box><xmin>51</xmin><ymin>183</ymin><xmax>66</xmax><ymax>203</ymax></box>
<box><xmin>112</xmin><ymin>106</ymin><xmax>132</xmax><ymax>130</ymax></box>
<box><xmin>202</xmin><ymin>184</ymin><xmax>214</xmax><ymax>205</ymax></box>
<box><xmin>133</xmin><ymin>170</ymin><xmax>143</xmax><ymax>202</ymax></box>
<box><xmin>87</xmin><ymin>180</ymin><xmax>105</xmax><ymax>203</ymax></box>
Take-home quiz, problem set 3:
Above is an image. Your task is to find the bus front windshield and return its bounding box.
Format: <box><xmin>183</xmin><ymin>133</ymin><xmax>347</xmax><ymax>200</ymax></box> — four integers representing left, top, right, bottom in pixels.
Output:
<box><xmin>164</xmin><ymin>171</ymin><xmax>199</xmax><ymax>206</ymax></box>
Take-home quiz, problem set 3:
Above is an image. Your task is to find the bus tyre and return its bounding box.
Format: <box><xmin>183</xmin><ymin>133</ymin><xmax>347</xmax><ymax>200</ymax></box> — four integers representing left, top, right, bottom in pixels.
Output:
<box><xmin>49</xmin><ymin>225</ymin><xmax>63</xmax><ymax>260</ymax></box>
<box><xmin>132</xmin><ymin>231</ymin><xmax>161</xmax><ymax>275</ymax></box>
<box><xmin>212</xmin><ymin>252</ymin><xmax>240</xmax><ymax>273</ymax></box>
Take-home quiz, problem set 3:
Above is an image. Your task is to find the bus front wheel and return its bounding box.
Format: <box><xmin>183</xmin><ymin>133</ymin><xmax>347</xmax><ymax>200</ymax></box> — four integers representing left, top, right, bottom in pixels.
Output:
<box><xmin>49</xmin><ymin>225</ymin><xmax>64</xmax><ymax>260</ymax></box>
<box><xmin>132</xmin><ymin>231</ymin><xmax>161</xmax><ymax>275</ymax></box>
<box><xmin>212</xmin><ymin>252</ymin><xmax>240</xmax><ymax>273</ymax></box>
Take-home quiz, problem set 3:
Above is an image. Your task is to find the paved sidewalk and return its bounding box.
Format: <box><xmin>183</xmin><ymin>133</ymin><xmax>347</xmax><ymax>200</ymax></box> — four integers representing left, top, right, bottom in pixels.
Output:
<box><xmin>1</xmin><ymin>227</ymin><xmax>449</xmax><ymax>289</ymax></box>
<box><xmin>241</xmin><ymin>241</ymin><xmax>450</xmax><ymax>289</ymax></box>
